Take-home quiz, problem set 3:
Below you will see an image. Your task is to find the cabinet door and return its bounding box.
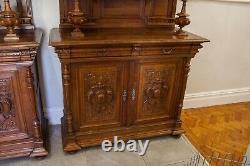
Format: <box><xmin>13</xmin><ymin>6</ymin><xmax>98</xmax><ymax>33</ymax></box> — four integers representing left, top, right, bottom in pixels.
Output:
<box><xmin>0</xmin><ymin>64</ymin><xmax>29</xmax><ymax>142</ymax></box>
<box><xmin>72</xmin><ymin>61</ymin><xmax>128</xmax><ymax>132</ymax></box>
<box><xmin>130</xmin><ymin>58</ymin><xmax>183</xmax><ymax>125</ymax></box>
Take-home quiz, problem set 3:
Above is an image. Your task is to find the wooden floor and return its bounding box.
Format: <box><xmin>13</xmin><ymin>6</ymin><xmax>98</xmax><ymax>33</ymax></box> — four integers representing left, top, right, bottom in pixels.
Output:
<box><xmin>182</xmin><ymin>102</ymin><xmax>250</xmax><ymax>164</ymax></box>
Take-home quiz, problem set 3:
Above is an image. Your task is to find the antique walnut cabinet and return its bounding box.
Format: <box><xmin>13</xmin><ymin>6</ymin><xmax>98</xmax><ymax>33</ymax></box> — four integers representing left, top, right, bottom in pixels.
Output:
<box><xmin>0</xmin><ymin>0</ymin><xmax>48</xmax><ymax>159</ymax></box>
<box><xmin>50</xmin><ymin>0</ymin><xmax>209</xmax><ymax>152</ymax></box>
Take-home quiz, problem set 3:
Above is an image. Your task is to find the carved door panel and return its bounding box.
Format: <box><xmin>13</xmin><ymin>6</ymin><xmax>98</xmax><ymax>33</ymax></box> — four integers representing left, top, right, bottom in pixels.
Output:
<box><xmin>130</xmin><ymin>58</ymin><xmax>183</xmax><ymax>125</ymax></box>
<box><xmin>72</xmin><ymin>61</ymin><xmax>128</xmax><ymax>131</ymax></box>
<box><xmin>0</xmin><ymin>65</ymin><xmax>29</xmax><ymax>142</ymax></box>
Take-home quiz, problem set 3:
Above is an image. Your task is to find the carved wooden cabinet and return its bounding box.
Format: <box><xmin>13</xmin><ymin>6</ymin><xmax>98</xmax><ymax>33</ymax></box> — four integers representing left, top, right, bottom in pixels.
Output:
<box><xmin>50</xmin><ymin>0</ymin><xmax>209</xmax><ymax>152</ymax></box>
<box><xmin>0</xmin><ymin>0</ymin><xmax>48</xmax><ymax>160</ymax></box>
<box><xmin>0</xmin><ymin>29</ymin><xmax>48</xmax><ymax>159</ymax></box>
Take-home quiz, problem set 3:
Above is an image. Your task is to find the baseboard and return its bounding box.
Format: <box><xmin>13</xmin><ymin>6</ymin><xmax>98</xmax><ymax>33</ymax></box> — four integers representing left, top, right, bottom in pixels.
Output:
<box><xmin>184</xmin><ymin>87</ymin><xmax>250</xmax><ymax>109</ymax></box>
<box><xmin>44</xmin><ymin>87</ymin><xmax>250</xmax><ymax>124</ymax></box>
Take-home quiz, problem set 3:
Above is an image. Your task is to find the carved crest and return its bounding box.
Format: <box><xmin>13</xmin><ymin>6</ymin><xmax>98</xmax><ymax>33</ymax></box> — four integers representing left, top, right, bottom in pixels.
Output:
<box><xmin>85</xmin><ymin>72</ymin><xmax>115</xmax><ymax>121</ymax></box>
<box><xmin>143</xmin><ymin>69</ymin><xmax>169</xmax><ymax>113</ymax></box>
<box><xmin>0</xmin><ymin>78</ymin><xmax>16</xmax><ymax>131</ymax></box>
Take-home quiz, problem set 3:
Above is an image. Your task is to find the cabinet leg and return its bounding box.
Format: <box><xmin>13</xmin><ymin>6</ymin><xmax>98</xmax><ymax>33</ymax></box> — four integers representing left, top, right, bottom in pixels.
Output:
<box><xmin>30</xmin><ymin>147</ymin><xmax>48</xmax><ymax>158</ymax></box>
<box><xmin>61</xmin><ymin>117</ymin><xmax>81</xmax><ymax>153</ymax></box>
<box><xmin>172</xmin><ymin>119</ymin><xmax>185</xmax><ymax>138</ymax></box>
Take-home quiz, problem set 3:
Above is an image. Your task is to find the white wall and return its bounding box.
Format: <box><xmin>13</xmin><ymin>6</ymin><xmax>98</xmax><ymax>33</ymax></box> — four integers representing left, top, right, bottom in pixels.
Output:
<box><xmin>32</xmin><ymin>0</ymin><xmax>250</xmax><ymax>124</ymax></box>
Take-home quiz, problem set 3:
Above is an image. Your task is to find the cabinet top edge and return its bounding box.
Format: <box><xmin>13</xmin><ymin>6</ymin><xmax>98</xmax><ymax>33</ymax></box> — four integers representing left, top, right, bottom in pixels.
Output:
<box><xmin>49</xmin><ymin>28</ymin><xmax>209</xmax><ymax>47</ymax></box>
<box><xmin>0</xmin><ymin>29</ymin><xmax>43</xmax><ymax>48</ymax></box>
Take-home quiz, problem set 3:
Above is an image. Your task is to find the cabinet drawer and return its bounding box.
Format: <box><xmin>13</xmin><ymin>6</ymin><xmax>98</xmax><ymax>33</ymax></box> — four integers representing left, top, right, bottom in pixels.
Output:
<box><xmin>71</xmin><ymin>47</ymin><xmax>132</xmax><ymax>58</ymax></box>
<box><xmin>140</xmin><ymin>46</ymin><xmax>191</xmax><ymax>56</ymax></box>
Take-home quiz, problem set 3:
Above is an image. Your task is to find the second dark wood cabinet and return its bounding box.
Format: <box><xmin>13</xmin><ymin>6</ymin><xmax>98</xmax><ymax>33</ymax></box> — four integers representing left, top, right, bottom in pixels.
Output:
<box><xmin>0</xmin><ymin>29</ymin><xmax>48</xmax><ymax>159</ymax></box>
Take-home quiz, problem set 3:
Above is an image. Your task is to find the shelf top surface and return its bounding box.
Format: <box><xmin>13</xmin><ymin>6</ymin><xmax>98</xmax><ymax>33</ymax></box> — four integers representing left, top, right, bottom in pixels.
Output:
<box><xmin>0</xmin><ymin>29</ymin><xmax>43</xmax><ymax>48</ymax></box>
<box><xmin>50</xmin><ymin>28</ymin><xmax>209</xmax><ymax>47</ymax></box>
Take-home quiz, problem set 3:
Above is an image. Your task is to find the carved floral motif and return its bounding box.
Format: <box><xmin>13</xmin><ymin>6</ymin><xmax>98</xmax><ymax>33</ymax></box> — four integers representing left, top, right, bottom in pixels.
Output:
<box><xmin>0</xmin><ymin>78</ymin><xmax>16</xmax><ymax>131</ymax></box>
<box><xmin>143</xmin><ymin>69</ymin><xmax>169</xmax><ymax>113</ymax></box>
<box><xmin>84</xmin><ymin>72</ymin><xmax>115</xmax><ymax>121</ymax></box>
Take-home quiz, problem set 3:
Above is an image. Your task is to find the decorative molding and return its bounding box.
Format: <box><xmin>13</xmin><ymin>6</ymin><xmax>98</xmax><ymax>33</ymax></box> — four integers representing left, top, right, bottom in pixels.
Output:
<box><xmin>184</xmin><ymin>87</ymin><xmax>250</xmax><ymax>109</ymax></box>
<box><xmin>55</xmin><ymin>48</ymin><xmax>71</xmax><ymax>59</ymax></box>
<box><xmin>62</xmin><ymin>63</ymin><xmax>73</xmax><ymax>134</ymax></box>
<box><xmin>0</xmin><ymin>48</ymin><xmax>37</xmax><ymax>62</ymax></box>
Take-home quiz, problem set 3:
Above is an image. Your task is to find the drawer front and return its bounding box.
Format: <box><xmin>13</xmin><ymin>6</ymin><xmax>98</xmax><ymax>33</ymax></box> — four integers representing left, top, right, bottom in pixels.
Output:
<box><xmin>68</xmin><ymin>45</ymin><xmax>192</xmax><ymax>59</ymax></box>
<box><xmin>71</xmin><ymin>47</ymin><xmax>132</xmax><ymax>58</ymax></box>
<box><xmin>140</xmin><ymin>46</ymin><xmax>191</xmax><ymax>56</ymax></box>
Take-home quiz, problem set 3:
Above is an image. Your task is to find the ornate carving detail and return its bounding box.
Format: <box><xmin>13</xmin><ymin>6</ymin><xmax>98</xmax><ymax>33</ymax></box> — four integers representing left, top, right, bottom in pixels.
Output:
<box><xmin>190</xmin><ymin>45</ymin><xmax>203</xmax><ymax>54</ymax></box>
<box><xmin>68</xmin><ymin>0</ymin><xmax>87</xmax><ymax>37</ymax></box>
<box><xmin>56</xmin><ymin>48</ymin><xmax>71</xmax><ymax>59</ymax></box>
<box><xmin>62</xmin><ymin>64</ymin><xmax>74</xmax><ymax>134</ymax></box>
<box><xmin>20</xmin><ymin>48</ymin><xmax>37</xmax><ymax>60</ymax></box>
<box><xmin>184</xmin><ymin>59</ymin><xmax>191</xmax><ymax>78</ymax></box>
<box><xmin>143</xmin><ymin>69</ymin><xmax>169</xmax><ymax>113</ymax></box>
<box><xmin>32</xmin><ymin>119</ymin><xmax>41</xmax><ymax>139</ymax></box>
<box><xmin>26</xmin><ymin>67</ymin><xmax>34</xmax><ymax>88</ymax></box>
<box><xmin>85</xmin><ymin>72</ymin><xmax>115</xmax><ymax>121</ymax></box>
<box><xmin>176</xmin><ymin>58</ymin><xmax>191</xmax><ymax>121</ymax></box>
<box><xmin>96</xmin><ymin>49</ymin><xmax>108</xmax><ymax>57</ymax></box>
<box><xmin>0</xmin><ymin>78</ymin><xmax>16</xmax><ymax>131</ymax></box>
<box><xmin>0</xmin><ymin>48</ymin><xmax>37</xmax><ymax>61</ymax></box>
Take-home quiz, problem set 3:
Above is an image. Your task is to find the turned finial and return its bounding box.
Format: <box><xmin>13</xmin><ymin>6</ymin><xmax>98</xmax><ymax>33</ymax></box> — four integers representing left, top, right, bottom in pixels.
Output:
<box><xmin>175</xmin><ymin>0</ymin><xmax>190</xmax><ymax>36</ymax></box>
<box><xmin>68</xmin><ymin>0</ymin><xmax>86</xmax><ymax>38</ymax></box>
<box><xmin>0</xmin><ymin>0</ymin><xmax>20</xmax><ymax>41</ymax></box>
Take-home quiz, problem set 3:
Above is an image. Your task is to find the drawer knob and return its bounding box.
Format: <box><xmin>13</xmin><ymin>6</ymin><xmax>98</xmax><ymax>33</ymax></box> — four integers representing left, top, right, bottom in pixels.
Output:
<box><xmin>162</xmin><ymin>48</ymin><xmax>174</xmax><ymax>55</ymax></box>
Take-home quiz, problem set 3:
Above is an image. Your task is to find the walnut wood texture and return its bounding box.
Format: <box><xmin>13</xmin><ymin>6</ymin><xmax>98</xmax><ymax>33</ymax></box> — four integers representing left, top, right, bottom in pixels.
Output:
<box><xmin>182</xmin><ymin>102</ymin><xmax>250</xmax><ymax>163</ymax></box>
<box><xmin>50</xmin><ymin>27</ymin><xmax>208</xmax><ymax>152</ymax></box>
<box><xmin>0</xmin><ymin>29</ymin><xmax>48</xmax><ymax>159</ymax></box>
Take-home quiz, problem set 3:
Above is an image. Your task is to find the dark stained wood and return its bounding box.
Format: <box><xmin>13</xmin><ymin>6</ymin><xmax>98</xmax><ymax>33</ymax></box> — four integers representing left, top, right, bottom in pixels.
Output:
<box><xmin>0</xmin><ymin>29</ymin><xmax>48</xmax><ymax>159</ymax></box>
<box><xmin>50</xmin><ymin>0</ymin><xmax>209</xmax><ymax>152</ymax></box>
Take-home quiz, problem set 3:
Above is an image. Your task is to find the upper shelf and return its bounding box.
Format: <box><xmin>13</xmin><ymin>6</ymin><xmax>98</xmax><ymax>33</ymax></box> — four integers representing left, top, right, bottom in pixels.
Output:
<box><xmin>59</xmin><ymin>0</ymin><xmax>177</xmax><ymax>31</ymax></box>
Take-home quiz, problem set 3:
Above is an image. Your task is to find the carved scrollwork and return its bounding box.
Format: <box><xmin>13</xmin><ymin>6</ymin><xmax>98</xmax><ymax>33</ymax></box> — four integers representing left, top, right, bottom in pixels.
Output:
<box><xmin>143</xmin><ymin>69</ymin><xmax>169</xmax><ymax>113</ymax></box>
<box><xmin>55</xmin><ymin>48</ymin><xmax>71</xmax><ymax>59</ymax></box>
<box><xmin>0</xmin><ymin>48</ymin><xmax>37</xmax><ymax>61</ymax></box>
<box><xmin>87</xmin><ymin>82</ymin><xmax>113</xmax><ymax>110</ymax></box>
<box><xmin>0</xmin><ymin>78</ymin><xmax>16</xmax><ymax>131</ymax></box>
<box><xmin>85</xmin><ymin>72</ymin><xmax>115</xmax><ymax>120</ymax></box>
